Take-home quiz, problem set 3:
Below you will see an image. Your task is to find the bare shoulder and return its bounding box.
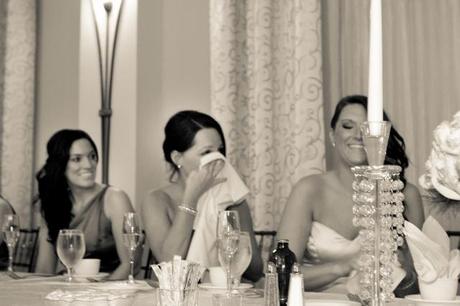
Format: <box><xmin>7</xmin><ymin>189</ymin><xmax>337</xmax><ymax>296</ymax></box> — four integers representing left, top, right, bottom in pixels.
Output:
<box><xmin>105</xmin><ymin>186</ymin><xmax>131</xmax><ymax>205</ymax></box>
<box><xmin>285</xmin><ymin>173</ymin><xmax>326</xmax><ymax>213</ymax></box>
<box><xmin>142</xmin><ymin>187</ymin><xmax>176</xmax><ymax>215</ymax></box>
<box><xmin>404</xmin><ymin>182</ymin><xmax>421</xmax><ymax>198</ymax></box>
<box><xmin>292</xmin><ymin>173</ymin><xmax>325</xmax><ymax>194</ymax></box>
<box><xmin>0</xmin><ymin>198</ymin><xmax>12</xmax><ymax>216</ymax></box>
<box><xmin>103</xmin><ymin>186</ymin><xmax>133</xmax><ymax>217</ymax></box>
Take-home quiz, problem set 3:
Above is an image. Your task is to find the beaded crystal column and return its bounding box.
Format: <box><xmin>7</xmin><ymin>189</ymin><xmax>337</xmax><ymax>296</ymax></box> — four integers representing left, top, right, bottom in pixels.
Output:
<box><xmin>351</xmin><ymin>122</ymin><xmax>405</xmax><ymax>306</ymax></box>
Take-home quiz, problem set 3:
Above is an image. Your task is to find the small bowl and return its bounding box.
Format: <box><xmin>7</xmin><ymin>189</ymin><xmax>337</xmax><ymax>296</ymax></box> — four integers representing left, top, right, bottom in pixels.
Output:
<box><xmin>419</xmin><ymin>278</ymin><xmax>459</xmax><ymax>301</ymax></box>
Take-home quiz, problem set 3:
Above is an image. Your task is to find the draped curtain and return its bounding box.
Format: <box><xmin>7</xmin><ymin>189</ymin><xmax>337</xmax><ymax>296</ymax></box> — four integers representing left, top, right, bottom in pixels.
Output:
<box><xmin>322</xmin><ymin>0</ymin><xmax>460</xmax><ymax>186</ymax></box>
<box><xmin>210</xmin><ymin>0</ymin><xmax>325</xmax><ymax>230</ymax></box>
<box><xmin>0</xmin><ymin>0</ymin><xmax>36</xmax><ymax>227</ymax></box>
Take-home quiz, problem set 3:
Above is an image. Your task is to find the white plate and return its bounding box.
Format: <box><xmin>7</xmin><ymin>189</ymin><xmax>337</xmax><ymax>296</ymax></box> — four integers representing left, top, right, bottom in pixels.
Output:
<box><xmin>198</xmin><ymin>283</ymin><xmax>253</xmax><ymax>291</ymax></box>
<box><xmin>406</xmin><ymin>294</ymin><xmax>460</xmax><ymax>306</ymax></box>
<box><xmin>72</xmin><ymin>272</ymin><xmax>109</xmax><ymax>281</ymax></box>
<box><xmin>303</xmin><ymin>299</ymin><xmax>360</xmax><ymax>306</ymax></box>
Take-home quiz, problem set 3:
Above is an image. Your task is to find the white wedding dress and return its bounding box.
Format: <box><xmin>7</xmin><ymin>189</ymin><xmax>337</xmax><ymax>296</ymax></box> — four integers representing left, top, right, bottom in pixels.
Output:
<box><xmin>304</xmin><ymin>221</ymin><xmax>361</xmax><ymax>293</ymax></box>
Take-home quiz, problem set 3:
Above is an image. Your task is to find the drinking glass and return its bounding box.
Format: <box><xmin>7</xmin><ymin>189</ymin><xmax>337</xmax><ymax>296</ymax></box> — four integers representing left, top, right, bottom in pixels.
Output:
<box><xmin>2</xmin><ymin>214</ymin><xmax>20</xmax><ymax>273</ymax></box>
<box><xmin>229</xmin><ymin>232</ymin><xmax>252</xmax><ymax>288</ymax></box>
<box><xmin>217</xmin><ymin>210</ymin><xmax>240</xmax><ymax>296</ymax></box>
<box><xmin>122</xmin><ymin>212</ymin><xmax>143</xmax><ymax>284</ymax></box>
<box><xmin>56</xmin><ymin>229</ymin><xmax>86</xmax><ymax>282</ymax></box>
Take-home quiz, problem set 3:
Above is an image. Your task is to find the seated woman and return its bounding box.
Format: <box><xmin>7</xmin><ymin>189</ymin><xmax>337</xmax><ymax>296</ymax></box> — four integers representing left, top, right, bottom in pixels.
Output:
<box><xmin>277</xmin><ymin>95</ymin><xmax>425</xmax><ymax>295</ymax></box>
<box><xmin>35</xmin><ymin>129</ymin><xmax>135</xmax><ymax>280</ymax></box>
<box><xmin>0</xmin><ymin>195</ymin><xmax>15</xmax><ymax>270</ymax></box>
<box><xmin>141</xmin><ymin>110</ymin><xmax>263</xmax><ymax>282</ymax></box>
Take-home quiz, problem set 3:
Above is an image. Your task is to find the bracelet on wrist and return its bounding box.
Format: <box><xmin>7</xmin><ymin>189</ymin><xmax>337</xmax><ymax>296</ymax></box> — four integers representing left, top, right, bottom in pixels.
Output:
<box><xmin>177</xmin><ymin>204</ymin><xmax>197</xmax><ymax>216</ymax></box>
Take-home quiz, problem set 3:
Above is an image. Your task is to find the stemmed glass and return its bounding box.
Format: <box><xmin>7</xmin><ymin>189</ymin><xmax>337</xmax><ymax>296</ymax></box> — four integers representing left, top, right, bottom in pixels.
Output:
<box><xmin>122</xmin><ymin>212</ymin><xmax>143</xmax><ymax>284</ymax></box>
<box><xmin>230</xmin><ymin>231</ymin><xmax>252</xmax><ymax>288</ymax></box>
<box><xmin>56</xmin><ymin>229</ymin><xmax>86</xmax><ymax>282</ymax></box>
<box><xmin>217</xmin><ymin>210</ymin><xmax>240</xmax><ymax>296</ymax></box>
<box><xmin>2</xmin><ymin>214</ymin><xmax>20</xmax><ymax>273</ymax></box>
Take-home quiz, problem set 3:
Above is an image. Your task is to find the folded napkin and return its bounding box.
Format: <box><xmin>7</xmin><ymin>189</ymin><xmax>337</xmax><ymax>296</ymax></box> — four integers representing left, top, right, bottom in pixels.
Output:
<box><xmin>45</xmin><ymin>289</ymin><xmax>133</xmax><ymax>302</ymax></box>
<box><xmin>186</xmin><ymin>152</ymin><xmax>249</xmax><ymax>267</ymax></box>
<box><xmin>404</xmin><ymin>216</ymin><xmax>460</xmax><ymax>282</ymax></box>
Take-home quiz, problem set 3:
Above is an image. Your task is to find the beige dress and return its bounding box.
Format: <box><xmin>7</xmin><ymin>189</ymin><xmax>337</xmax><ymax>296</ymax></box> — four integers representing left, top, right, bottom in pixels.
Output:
<box><xmin>69</xmin><ymin>186</ymin><xmax>119</xmax><ymax>272</ymax></box>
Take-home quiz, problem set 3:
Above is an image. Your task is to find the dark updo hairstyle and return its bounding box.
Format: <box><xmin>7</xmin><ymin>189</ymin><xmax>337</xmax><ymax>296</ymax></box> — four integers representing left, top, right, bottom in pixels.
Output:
<box><xmin>162</xmin><ymin>110</ymin><xmax>226</xmax><ymax>181</ymax></box>
<box><xmin>330</xmin><ymin>95</ymin><xmax>409</xmax><ymax>185</ymax></box>
<box><xmin>36</xmin><ymin>129</ymin><xmax>98</xmax><ymax>244</ymax></box>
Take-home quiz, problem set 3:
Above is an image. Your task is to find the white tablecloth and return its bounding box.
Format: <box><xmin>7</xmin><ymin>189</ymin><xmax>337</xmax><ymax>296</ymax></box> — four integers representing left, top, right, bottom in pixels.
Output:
<box><xmin>0</xmin><ymin>273</ymin><xmax>416</xmax><ymax>305</ymax></box>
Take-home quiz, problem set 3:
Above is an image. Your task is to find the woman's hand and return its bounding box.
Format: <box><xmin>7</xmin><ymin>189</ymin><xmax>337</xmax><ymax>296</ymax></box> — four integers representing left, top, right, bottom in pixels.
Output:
<box><xmin>182</xmin><ymin>159</ymin><xmax>226</xmax><ymax>206</ymax></box>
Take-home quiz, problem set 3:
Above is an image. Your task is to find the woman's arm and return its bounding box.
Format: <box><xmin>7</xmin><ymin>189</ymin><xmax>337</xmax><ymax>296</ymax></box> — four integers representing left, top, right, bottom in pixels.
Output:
<box><xmin>0</xmin><ymin>199</ymin><xmax>13</xmax><ymax>246</ymax></box>
<box><xmin>142</xmin><ymin>161</ymin><xmax>225</xmax><ymax>263</ymax></box>
<box><xmin>403</xmin><ymin>183</ymin><xmax>425</xmax><ymax>228</ymax></box>
<box><xmin>276</xmin><ymin>176</ymin><xmax>354</xmax><ymax>290</ymax></box>
<box><xmin>393</xmin><ymin>182</ymin><xmax>425</xmax><ymax>296</ymax></box>
<box><xmin>103</xmin><ymin>187</ymin><xmax>135</xmax><ymax>280</ymax></box>
<box><xmin>229</xmin><ymin>201</ymin><xmax>263</xmax><ymax>282</ymax></box>
<box><xmin>35</xmin><ymin>219</ymin><xmax>58</xmax><ymax>274</ymax></box>
<box><xmin>142</xmin><ymin>190</ymin><xmax>195</xmax><ymax>262</ymax></box>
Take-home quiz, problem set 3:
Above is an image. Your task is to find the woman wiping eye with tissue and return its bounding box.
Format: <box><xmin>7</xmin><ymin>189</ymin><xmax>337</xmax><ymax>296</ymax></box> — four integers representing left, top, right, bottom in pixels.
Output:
<box><xmin>141</xmin><ymin>110</ymin><xmax>263</xmax><ymax>282</ymax></box>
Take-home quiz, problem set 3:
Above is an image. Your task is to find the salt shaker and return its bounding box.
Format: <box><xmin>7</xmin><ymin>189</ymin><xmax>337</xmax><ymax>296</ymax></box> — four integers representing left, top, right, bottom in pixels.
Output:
<box><xmin>264</xmin><ymin>262</ymin><xmax>280</xmax><ymax>306</ymax></box>
<box><xmin>287</xmin><ymin>263</ymin><xmax>304</xmax><ymax>306</ymax></box>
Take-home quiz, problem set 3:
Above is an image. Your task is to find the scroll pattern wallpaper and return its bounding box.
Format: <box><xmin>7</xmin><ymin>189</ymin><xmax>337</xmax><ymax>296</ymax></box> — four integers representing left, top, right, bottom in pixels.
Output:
<box><xmin>0</xmin><ymin>0</ymin><xmax>36</xmax><ymax>227</ymax></box>
<box><xmin>210</xmin><ymin>0</ymin><xmax>325</xmax><ymax>230</ymax></box>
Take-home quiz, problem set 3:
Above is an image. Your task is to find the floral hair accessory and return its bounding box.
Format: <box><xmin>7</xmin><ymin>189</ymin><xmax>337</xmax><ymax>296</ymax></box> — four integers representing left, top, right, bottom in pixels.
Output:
<box><xmin>419</xmin><ymin>111</ymin><xmax>460</xmax><ymax>200</ymax></box>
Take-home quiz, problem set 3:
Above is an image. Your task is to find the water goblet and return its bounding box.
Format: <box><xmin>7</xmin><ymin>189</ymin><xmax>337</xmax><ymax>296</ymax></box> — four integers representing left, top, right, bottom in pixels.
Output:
<box><xmin>122</xmin><ymin>212</ymin><xmax>143</xmax><ymax>284</ymax></box>
<box><xmin>56</xmin><ymin>229</ymin><xmax>86</xmax><ymax>282</ymax></box>
<box><xmin>229</xmin><ymin>231</ymin><xmax>252</xmax><ymax>288</ymax></box>
<box><xmin>2</xmin><ymin>214</ymin><xmax>20</xmax><ymax>273</ymax></box>
<box><xmin>217</xmin><ymin>210</ymin><xmax>240</xmax><ymax>296</ymax></box>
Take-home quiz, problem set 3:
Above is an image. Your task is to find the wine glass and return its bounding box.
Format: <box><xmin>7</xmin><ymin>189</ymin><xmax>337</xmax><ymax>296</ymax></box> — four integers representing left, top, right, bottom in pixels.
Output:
<box><xmin>216</xmin><ymin>210</ymin><xmax>240</xmax><ymax>296</ymax></box>
<box><xmin>2</xmin><ymin>214</ymin><xmax>20</xmax><ymax>273</ymax></box>
<box><xmin>122</xmin><ymin>212</ymin><xmax>143</xmax><ymax>284</ymax></box>
<box><xmin>229</xmin><ymin>231</ymin><xmax>252</xmax><ymax>288</ymax></box>
<box><xmin>56</xmin><ymin>229</ymin><xmax>86</xmax><ymax>282</ymax></box>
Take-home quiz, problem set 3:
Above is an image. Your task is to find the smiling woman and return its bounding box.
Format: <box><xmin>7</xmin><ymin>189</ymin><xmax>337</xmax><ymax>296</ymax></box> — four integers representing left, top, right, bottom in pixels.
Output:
<box><xmin>34</xmin><ymin>129</ymin><xmax>136</xmax><ymax>280</ymax></box>
<box><xmin>276</xmin><ymin>95</ymin><xmax>425</xmax><ymax>296</ymax></box>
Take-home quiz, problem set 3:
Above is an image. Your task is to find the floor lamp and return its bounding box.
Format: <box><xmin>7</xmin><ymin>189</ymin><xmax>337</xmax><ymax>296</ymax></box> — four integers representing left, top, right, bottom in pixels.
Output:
<box><xmin>90</xmin><ymin>0</ymin><xmax>124</xmax><ymax>184</ymax></box>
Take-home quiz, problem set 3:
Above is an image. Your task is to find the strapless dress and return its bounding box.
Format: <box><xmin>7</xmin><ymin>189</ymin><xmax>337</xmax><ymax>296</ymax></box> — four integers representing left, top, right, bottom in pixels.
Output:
<box><xmin>304</xmin><ymin>221</ymin><xmax>360</xmax><ymax>293</ymax></box>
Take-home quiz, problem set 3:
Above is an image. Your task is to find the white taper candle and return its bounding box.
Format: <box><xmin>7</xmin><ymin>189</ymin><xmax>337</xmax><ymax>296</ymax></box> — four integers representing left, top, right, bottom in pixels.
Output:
<box><xmin>368</xmin><ymin>0</ymin><xmax>383</xmax><ymax>122</ymax></box>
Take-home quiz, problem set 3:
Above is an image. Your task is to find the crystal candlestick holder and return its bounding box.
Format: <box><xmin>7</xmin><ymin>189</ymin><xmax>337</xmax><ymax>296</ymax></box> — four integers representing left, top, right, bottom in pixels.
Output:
<box><xmin>351</xmin><ymin>121</ymin><xmax>405</xmax><ymax>306</ymax></box>
<box><xmin>361</xmin><ymin>121</ymin><xmax>391</xmax><ymax>166</ymax></box>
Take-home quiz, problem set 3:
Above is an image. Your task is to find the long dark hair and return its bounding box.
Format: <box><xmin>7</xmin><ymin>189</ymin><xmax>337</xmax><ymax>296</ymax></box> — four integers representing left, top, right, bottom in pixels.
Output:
<box><xmin>36</xmin><ymin>129</ymin><xmax>98</xmax><ymax>243</ymax></box>
<box><xmin>330</xmin><ymin>95</ymin><xmax>409</xmax><ymax>185</ymax></box>
<box><xmin>162</xmin><ymin>110</ymin><xmax>226</xmax><ymax>181</ymax></box>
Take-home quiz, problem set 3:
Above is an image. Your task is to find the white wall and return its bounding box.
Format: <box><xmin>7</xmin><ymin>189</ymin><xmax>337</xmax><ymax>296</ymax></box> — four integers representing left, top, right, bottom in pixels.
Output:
<box><xmin>36</xmin><ymin>0</ymin><xmax>211</xmax><ymax>210</ymax></box>
<box><xmin>35</xmin><ymin>0</ymin><xmax>80</xmax><ymax>173</ymax></box>
<box><xmin>137</xmin><ymin>0</ymin><xmax>211</xmax><ymax>201</ymax></box>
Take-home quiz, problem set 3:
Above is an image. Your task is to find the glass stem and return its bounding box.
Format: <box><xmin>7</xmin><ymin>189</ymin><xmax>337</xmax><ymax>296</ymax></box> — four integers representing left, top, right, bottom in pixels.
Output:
<box><xmin>7</xmin><ymin>245</ymin><xmax>14</xmax><ymax>272</ymax></box>
<box><xmin>67</xmin><ymin>267</ymin><xmax>73</xmax><ymax>282</ymax></box>
<box><xmin>128</xmin><ymin>248</ymin><xmax>135</xmax><ymax>283</ymax></box>
<box><xmin>226</xmin><ymin>254</ymin><xmax>233</xmax><ymax>296</ymax></box>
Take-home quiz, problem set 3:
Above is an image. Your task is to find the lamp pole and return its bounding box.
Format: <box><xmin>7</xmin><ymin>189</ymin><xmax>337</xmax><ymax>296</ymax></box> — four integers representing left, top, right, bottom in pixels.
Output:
<box><xmin>91</xmin><ymin>0</ymin><xmax>124</xmax><ymax>184</ymax></box>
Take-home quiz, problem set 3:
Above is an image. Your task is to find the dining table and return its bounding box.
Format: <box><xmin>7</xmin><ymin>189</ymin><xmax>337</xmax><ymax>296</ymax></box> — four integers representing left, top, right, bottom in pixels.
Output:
<box><xmin>0</xmin><ymin>272</ymin><xmax>419</xmax><ymax>306</ymax></box>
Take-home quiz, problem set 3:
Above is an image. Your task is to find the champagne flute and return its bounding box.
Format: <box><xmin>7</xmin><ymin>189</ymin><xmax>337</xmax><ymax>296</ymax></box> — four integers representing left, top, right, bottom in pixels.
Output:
<box><xmin>122</xmin><ymin>212</ymin><xmax>143</xmax><ymax>284</ymax></box>
<box><xmin>56</xmin><ymin>229</ymin><xmax>86</xmax><ymax>282</ymax></box>
<box><xmin>2</xmin><ymin>214</ymin><xmax>20</xmax><ymax>273</ymax></box>
<box><xmin>220</xmin><ymin>231</ymin><xmax>252</xmax><ymax>288</ymax></box>
<box><xmin>217</xmin><ymin>210</ymin><xmax>240</xmax><ymax>296</ymax></box>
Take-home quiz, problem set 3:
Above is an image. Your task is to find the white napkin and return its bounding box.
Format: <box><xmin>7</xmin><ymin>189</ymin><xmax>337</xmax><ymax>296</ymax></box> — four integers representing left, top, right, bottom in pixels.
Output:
<box><xmin>186</xmin><ymin>152</ymin><xmax>249</xmax><ymax>267</ymax></box>
<box><xmin>404</xmin><ymin>216</ymin><xmax>460</xmax><ymax>282</ymax></box>
<box><xmin>45</xmin><ymin>289</ymin><xmax>133</xmax><ymax>302</ymax></box>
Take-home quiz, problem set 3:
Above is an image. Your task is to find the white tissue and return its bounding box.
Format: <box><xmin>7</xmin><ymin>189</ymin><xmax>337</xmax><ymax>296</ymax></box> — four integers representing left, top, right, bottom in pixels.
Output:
<box><xmin>186</xmin><ymin>152</ymin><xmax>249</xmax><ymax>267</ymax></box>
